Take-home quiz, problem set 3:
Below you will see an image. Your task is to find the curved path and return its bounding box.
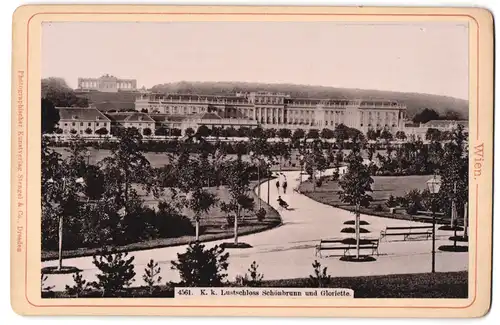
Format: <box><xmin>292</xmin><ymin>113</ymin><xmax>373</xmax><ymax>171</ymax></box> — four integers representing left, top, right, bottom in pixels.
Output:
<box><xmin>43</xmin><ymin>169</ymin><xmax>468</xmax><ymax>291</ymax></box>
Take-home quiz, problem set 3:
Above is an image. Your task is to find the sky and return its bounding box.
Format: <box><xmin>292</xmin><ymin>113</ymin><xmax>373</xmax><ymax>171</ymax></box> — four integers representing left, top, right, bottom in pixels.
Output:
<box><xmin>42</xmin><ymin>21</ymin><xmax>469</xmax><ymax>100</ymax></box>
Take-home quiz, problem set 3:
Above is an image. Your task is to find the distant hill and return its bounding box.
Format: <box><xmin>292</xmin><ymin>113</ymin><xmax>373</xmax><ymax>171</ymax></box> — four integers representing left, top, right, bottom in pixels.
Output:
<box><xmin>75</xmin><ymin>90</ymin><xmax>139</xmax><ymax>111</ymax></box>
<box><xmin>151</xmin><ymin>81</ymin><xmax>469</xmax><ymax>119</ymax></box>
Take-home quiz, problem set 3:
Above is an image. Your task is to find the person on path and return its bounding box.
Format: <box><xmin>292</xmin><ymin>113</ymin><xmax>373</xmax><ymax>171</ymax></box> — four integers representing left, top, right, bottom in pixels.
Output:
<box><xmin>277</xmin><ymin>196</ymin><xmax>289</xmax><ymax>210</ymax></box>
<box><xmin>282</xmin><ymin>180</ymin><xmax>288</xmax><ymax>194</ymax></box>
<box><xmin>276</xmin><ymin>179</ymin><xmax>280</xmax><ymax>194</ymax></box>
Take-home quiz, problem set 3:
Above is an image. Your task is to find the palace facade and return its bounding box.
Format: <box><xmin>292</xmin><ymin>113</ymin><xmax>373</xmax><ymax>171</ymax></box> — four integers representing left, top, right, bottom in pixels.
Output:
<box><xmin>78</xmin><ymin>74</ymin><xmax>137</xmax><ymax>93</ymax></box>
<box><xmin>135</xmin><ymin>91</ymin><xmax>407</xmax><ymax>132</ymax></box>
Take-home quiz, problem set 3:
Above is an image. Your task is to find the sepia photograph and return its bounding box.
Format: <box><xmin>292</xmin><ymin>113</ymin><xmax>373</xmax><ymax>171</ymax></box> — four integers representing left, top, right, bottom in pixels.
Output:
<box><xmin>37</xmin><ymin>19</ymin><xmax>472</xmax><ymax>300</ymax></box>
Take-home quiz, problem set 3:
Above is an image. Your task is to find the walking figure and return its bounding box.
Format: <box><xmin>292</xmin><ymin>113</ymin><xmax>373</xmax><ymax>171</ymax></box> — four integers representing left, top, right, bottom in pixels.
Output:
<box><xmin>282</xmin><ymin>180</ymin><xmax>288</xmax><ymax>194</ymax></box>
<box><xmin>275</xmin><ymin>180</ymin><xmax>280</xmax><ymax>194</ymax></box>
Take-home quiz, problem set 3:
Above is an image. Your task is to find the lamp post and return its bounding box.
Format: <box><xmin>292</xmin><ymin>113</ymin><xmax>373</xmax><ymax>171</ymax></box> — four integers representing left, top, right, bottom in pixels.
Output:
<box><xmin>47</xmin><ymin>176</ymin><xmax>85</xmax><ymax>271</ymax></box>
<box><xmin>249</xmin><ymin>151</ymin><xmax>261</xmax><ymax>210</ymax></box>
<box><xmin>299</xmin><ymin>154</ymin><xmax>304</xmax><ymax>185</ymax></box>
<box><xmin>426</xmin><ymin>174</ymin><xmax>442</xmax><ymax>273</ymax></box>
<box><xmin>264</xmin><ymin>157</ymin><xmax>271</xmax><ymax>205</ymax></box>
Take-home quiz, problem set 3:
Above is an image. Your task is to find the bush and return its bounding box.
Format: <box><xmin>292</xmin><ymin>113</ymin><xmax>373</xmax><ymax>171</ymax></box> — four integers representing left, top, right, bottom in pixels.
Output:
<box><xmin>385</xmin><ymin>195</ymin><xmax>398</xmax><ymax>208</ymax></box>
<box><xmin>41</xmin><ymin>274</ymin><xmax>54</xmax><ymax>293</ymax></box>
<box><xmin>308</xmin><ymin>260</ymin><xmax>331</xmax><ymax>288</ymax></box>
<box><xmin>374</xmin><ymin>204</ymin><xmax>384</xmax><ymax>212</ymax></box>
<box><xmin>340</xmin><ymin>227</ymin><xmax>370</xmax><ymax>233</ymax></box>
<box><xmin>91</xmin><ymin>251</ymin><xmax>136</xmax><ymax>297</ymax></box>
<box><xmin>236</xmin><ymin>261</ymin><xmax>264</xmax><ymax>287</ymax></box>
<box><xmin>171</xmin><ymin>242</ymin><xmax>229</xmax><ymax>287</ymax></box>
<box><xmin>256</xmin><ymin>208</ymin><xmax>266</xmax><ymax>222</ymax></box>
<box><xmin>65</xmin><ymin>271</ymin><xmax>90</xmax><ymax>297</ymax></box>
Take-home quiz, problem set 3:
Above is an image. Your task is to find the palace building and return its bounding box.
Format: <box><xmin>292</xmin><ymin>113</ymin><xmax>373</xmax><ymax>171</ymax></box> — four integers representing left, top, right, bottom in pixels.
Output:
<box><xmin>56</xmin><ymin>107</ymin><xmax>111</xmax><ymax>136</ymax></box>
<box><xmin>135</xmin><ymin>91</ymin><xmax>407</xmax><ymax>133</ymax></box>
<box><xmin>77</xmin><ymin>74</ymin><xmax>137</xmax><ymax>93</ymax></box>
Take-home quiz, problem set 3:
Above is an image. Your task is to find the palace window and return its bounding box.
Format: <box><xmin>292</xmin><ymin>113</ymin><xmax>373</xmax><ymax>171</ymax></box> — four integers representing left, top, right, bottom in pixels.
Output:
<box><xmin>72</xmin><ymin>122</ymin><xmax>75</xmax><ymax>126</ymax></box>
<box><xmin>80</xmin><ymin>122</ymin><xmax>83</xmax><ymax>126</ymax></box>
<box><xmin>88</xmin><ymin>123</ymin><xmax>91</xmax><ymax>126</ymax></box>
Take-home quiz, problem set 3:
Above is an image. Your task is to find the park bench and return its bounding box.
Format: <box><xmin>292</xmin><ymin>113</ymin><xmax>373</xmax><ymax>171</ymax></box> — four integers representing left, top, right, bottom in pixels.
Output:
<box><xmin>379</xmin><ymin>225</ymin><xmax>433</xmax><ymax>241</ymax></box>
<box><xmin>315</xmin><ymin>239</ymin><xmax>380</xmax><ymax>258</ymax></box>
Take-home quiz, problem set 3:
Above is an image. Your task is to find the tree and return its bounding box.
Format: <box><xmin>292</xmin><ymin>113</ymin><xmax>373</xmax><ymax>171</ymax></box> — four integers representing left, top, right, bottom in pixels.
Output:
<box><xmin>222</xmin><ymin>158</ymin><xmax>252</xmax><ymax>245</ymax></box>
<box><xmin>171</xmin><ymin>242</ymin><xmax>229</xmax><ymax>287</ymax></box>
<box><xmin>171</xmin><ymin>128</ymin><xmax>182</xmax><ymax>136</ymax></box>
<box><xmin>413</xmin><ymin>108</ymin><xmax>440</xmax><ymax>124</ymax></box>
<box><xmin>333</xmin><ymin>124</ymin><xmax>349</xmax><ymax>145</ymax></box>
<box><xmin>264</xmin><ymin>128</ymin><xmax>277</xmax><ymax>138</ymax></box>
<box><xmin>366</xmin><ymin>129</ymin><xmax>378</xmax><ymax>141</ymax></box>
<box><xmin>443</xmin><ymin>110</ymin><xmax>462</xmax><ymax>120</ymax></box>
<box><xmin>338</xmin><ymin>143</ymin><xmax>374</xmax><ymax>259</ymax></box>
<box><xmin>91</xmin><ymin>251</ymin><xmax>136</xmax><ymax>297</ymax></box>
<box><xmin>196</xmin><ymin>125</ymin><xmax>211</xmax><ymax>138</ymax></box>
<box><xmin>320</xmin><ymin>128</ymin><xmax>334</xmax><ymax>139</ymax></box>
<box><xmin>395</xmin><ymin>131</ymin><xmax>407</xmax><ymax>141</ymax></box>
<box><xmin>155</xmin><ymin>127</ymin><xmax>168</xmax><ymax>136</ymax></box>
<box><xmin>248</xmin><ymin>136</ymin><xmax>270</xmax><ymax>206</ymax></box>
<box><xmin>292</xmin><ymin>128</ymin><xmax>305</xmax><ymax>141</ymax></box>
<box><xmin>438</xmin><ymin>124</ymin><xmax>468</xmax><ymax>225</ymax></box>
<box><xmin>84</xmin><ymin>128</ymin><xmax>93</xmax><ymax>135</ymax></box>
<box><xmin>143</xmin><ymin>259</ymin><xmax>162</xmax><ymax>295</ymax></box>
<box><xmin>250</xmin><ymin>127</ymin><xmax>264</xmax><ymax>138</ymax></box>
<box><xmin>425</xmin><ymin>128</ymin><xmax>442</xmax><ymax>142</ymax></box>
<box><xmin>184</xmin><ymin>127</ymin><xmax>195</xmax><ymax>137</ymax></box>
<box><xmin>100</xmin><ymin>128</ymin><xmax>156</xmax><ymax>213</ymax></box>
<box><xmin>70</xmin><ymin>129</ymin><xmax>78</xmax><ymax>135</ymax></box>
<box><xmin>380</xmin><ymin>129</ymin><xmax>393</xmax><ymax>141</ymax></box>
<box><xmin>143</xmin><ymin>128</ymin><xmax>152</xmax><ymax>136</ymax></box>
<box><xmin>41</xmin><ymin>98</ymin><xmax>60</xmax><ymax>134</ymax></box>
<box><xmin>367</xmin><ymin>144</ymin><xmax>376</xmax><ymax>162</ymax></box>
<box><xmin>95</xmin><ymin>127</ymin><xmax>108</xmax><ymax>136</ymax></box>
<box><xmin>84</xmin><ymin>164</ymin><xmax>106</xmax><ymax>200</ymax></box>
<box><xmin>307</xmin><ymin>128</ymin><xmax>320</xmax><ymax>139</ymax></box>
<box><xmin>278</xmin><ymin>128</ymin><xmax>292</xmax><ymax>139</ymax></box>
<box><xmin>188</xmin><ymin>189</ymin><xmax>218</xmax><ymax>241</ymax></box>
<box><xmin>42</xmin><ymin>77</ymin><xmax>89</xmax><ymax>107</ymax></box>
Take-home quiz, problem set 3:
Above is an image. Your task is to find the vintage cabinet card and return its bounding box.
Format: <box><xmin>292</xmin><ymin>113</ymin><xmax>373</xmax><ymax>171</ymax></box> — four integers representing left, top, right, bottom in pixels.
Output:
<box><xmin>11</xmin><ymin>5</ymin><xmax>493</xmax><ymax>317</ymax></box>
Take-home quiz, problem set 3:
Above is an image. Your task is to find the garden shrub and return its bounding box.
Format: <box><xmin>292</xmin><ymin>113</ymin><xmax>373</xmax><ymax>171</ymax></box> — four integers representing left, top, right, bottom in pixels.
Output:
<box><xmin>171</xmin><ymin>242</ymin><xmax>229</xmax><ymax>287</ymax></box>
<box><xmin>91</xmin><ymin>251</ymin><xmax>136</xmax><ymax>297</ymax></box>
<box><xmin>308</xmin><ymin>260</ymin><xmax>331</xmax><ymax>288</ymax></box>
<box><xmin>256</xmin><ymin>208</ymin><xmax>267</xmax><ymax>222</ymax></box>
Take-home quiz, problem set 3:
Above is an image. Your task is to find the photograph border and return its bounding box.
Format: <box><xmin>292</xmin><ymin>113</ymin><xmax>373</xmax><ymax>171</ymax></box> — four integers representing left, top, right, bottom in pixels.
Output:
<box><xmin>11</xmin><ymin>5</ymin><xmax>493</xmax><ymax>317</ymax></box>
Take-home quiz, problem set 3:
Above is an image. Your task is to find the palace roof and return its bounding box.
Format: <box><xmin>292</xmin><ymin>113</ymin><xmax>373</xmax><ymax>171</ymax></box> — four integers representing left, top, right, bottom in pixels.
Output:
<box><xmin>423</xmin><ymin>120</ymin><xmax>468</xmax><ymax>128</ymax></box>
<box><xmin>57</xmin><ymin>107</ymin><xmax>110</xmax><ymax>121</ymax></box>
<box><xmin>106</xmin><ymin>112</ymin><xmax>154</xmax><ymax>123</ymax></box>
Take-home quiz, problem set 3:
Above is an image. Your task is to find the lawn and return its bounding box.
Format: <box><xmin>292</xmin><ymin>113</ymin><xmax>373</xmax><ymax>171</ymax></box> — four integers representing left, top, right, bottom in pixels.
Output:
<box><xmin>298</xmin><ymin>175</ymin><xmax>433</xmax><ymax>222</ymax></box>
<box><xmin>41</xmin><ymin>180</ymin><xmax>281</xmax><ymax>261</ymax></box>
<box><xmin>43</xmin><ymin>271</ymin><xmax>468</xmax><ymax>298</ymax></box>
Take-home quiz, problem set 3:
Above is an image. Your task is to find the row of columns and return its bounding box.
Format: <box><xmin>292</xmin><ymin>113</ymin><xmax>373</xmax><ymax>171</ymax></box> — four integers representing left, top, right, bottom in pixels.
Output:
<box><xmin>80</xmin><ymin>80</ymin><xmax>134</xmax><ymax>89</ymax></box>
<box><xmin>254</xmin><ymin>106</ymin><xmax>286</xmax><ymax>124</ymax></box>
